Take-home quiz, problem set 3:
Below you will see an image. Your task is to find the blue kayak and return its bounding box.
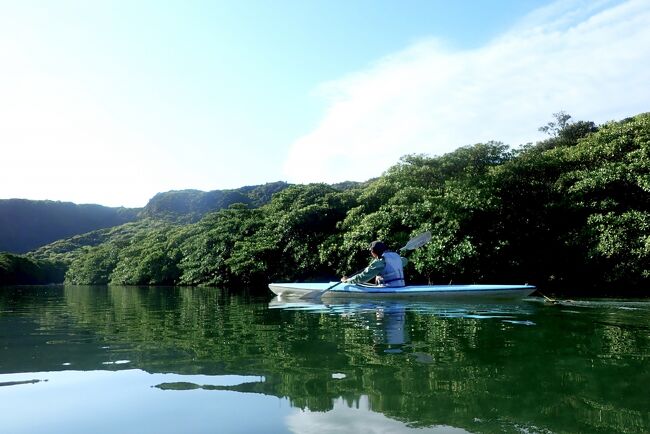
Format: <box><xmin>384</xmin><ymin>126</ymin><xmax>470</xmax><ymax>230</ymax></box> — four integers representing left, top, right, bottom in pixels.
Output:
<box><xmin>268</xmin><ymin>282</ymin><xmax>536</xmax><ymax>300</ymax></box>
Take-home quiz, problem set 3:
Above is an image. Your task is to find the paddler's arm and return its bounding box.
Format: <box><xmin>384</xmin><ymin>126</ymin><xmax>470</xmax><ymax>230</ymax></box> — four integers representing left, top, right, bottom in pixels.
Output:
<box><xmin>342</xmin><ymin>259</ymin><xmax>385</xmax><ymax>283</ymax></box>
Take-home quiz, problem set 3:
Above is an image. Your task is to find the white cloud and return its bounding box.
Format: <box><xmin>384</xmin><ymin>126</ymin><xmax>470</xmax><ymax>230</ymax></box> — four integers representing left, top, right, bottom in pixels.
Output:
<box><xmin>283</xmin><ymin>0</ymin><xmax>650</xmax><ymax>184</ymax></box>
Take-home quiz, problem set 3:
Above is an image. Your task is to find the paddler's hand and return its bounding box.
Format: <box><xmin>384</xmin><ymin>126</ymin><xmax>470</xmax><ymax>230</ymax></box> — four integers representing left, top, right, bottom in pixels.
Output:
<box><xmin>341</xmin><ymin>276</ymin><xmax>349</xmax><ymax>283</ymax></box>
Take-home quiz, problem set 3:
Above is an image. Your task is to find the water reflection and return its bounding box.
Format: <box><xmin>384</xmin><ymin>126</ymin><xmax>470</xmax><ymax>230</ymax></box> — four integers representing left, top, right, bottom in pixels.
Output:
<box><xmin>268</xmin><ymin>296</ymin><xmax>536</xmax><ymax>354</ymax></box>
<box><xmin>269</xmin><ymin>298</ymin><xmax>413</xmax><ymax>351</ymax></box>
<box><xmin>0</xmin><ymin>370</ymin><xmax>283</xmax><ymax>434</ymax></box>
<box><xmin>0</xmin><ymin>286</ymin><xmax>649</xmax><ymax>434</ymax></box>
<box><xmin>286</xmin><ymin>396</ymin><xmax>472</xmax><ymax>434</ymax></box>
<box><xmin>268</xmin><ymin>296</ymin><xmax>536</xmax><ymax>319</ymax></box>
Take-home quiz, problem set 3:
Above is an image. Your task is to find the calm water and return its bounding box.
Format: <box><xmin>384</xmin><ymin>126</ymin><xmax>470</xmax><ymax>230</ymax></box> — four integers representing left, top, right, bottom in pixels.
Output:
<box><xmin>1</xmin><ymin>286</ymin><xmax>649</xmax><ymax>434</ymax></box>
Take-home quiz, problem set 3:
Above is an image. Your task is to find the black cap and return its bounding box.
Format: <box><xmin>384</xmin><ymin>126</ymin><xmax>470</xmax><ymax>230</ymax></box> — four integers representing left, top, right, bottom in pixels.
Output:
<box><xmin>369</xmin><ymin>241</ymin><xmax>387</xmax><ymax>255</ymax></box>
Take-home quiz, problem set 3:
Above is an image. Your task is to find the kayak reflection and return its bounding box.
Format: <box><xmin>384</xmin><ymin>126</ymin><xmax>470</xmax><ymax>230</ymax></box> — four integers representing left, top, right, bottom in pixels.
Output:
<box><xmin>268</xmin><ymin>297</ymin><xmax>535</xmax><ymax>353</ymax></box>
<box><xmin>268</xmin><ymin>296</ymin><xmax>534</xmax><ymax>319</ymax></box>
<box><xmin>269</xmin><ymin>297</ymin><xmax>411</xmax><ymax>351</ymax></box>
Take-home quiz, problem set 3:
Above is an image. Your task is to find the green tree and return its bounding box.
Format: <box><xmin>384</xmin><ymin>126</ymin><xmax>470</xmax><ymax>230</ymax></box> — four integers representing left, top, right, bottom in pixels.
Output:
<box><xmin>555</xmin><ymin>113</ymin><xmax>650</xmax><ymax>289</ymax></box>
<box><xmin>178</xmin><ymin>204</ymin><xmax>264</xmax><ymax>287</ymax></box>
<box><xmin>65</xmin><ymin>245</ymin><xmax>119</xmax><ymax>285</ymax></box>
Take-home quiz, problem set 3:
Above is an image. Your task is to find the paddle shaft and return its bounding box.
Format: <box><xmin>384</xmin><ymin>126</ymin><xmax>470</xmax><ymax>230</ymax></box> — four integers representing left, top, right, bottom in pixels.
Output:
<box><xmin>326</xmin><ymin>266</ymin><xmax>364</xmax><ymax>291</ymax></box>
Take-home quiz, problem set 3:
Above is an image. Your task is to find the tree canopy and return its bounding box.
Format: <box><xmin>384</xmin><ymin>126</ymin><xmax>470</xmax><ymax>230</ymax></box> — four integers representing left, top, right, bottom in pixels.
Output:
<box><xmin>3</xmin><ymin>112</ymin><xmax>648</xmax><ymax>296</ymax></box>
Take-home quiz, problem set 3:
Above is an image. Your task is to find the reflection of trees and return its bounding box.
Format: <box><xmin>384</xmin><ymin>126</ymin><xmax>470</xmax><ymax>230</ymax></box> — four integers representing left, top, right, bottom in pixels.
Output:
<box><xmin>2</xmin><ymin>287</ymin><xmax>648</xmax><ymax>433</ymax></box>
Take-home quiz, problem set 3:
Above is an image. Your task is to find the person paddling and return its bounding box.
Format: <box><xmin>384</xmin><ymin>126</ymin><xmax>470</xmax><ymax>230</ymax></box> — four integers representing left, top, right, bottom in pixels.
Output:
<box><xmin>341</xmin><ymin>241</ymin><xmax>408</xmax><ymax>287</ymax></box>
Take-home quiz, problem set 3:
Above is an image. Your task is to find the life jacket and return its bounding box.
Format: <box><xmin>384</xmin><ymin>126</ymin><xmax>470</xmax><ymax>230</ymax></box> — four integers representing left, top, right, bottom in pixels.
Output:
<box><xmin>379</xmin><ymin>251</ymin><xmax>405</xmax><ymax>287</ymax></box>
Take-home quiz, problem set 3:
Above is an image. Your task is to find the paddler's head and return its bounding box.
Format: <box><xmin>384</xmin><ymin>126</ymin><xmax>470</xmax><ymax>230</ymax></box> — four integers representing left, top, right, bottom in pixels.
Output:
<box><xmin>369</xmin><ymin>241</ymin><xmax>387</xmax><ymax>258</ymax></box>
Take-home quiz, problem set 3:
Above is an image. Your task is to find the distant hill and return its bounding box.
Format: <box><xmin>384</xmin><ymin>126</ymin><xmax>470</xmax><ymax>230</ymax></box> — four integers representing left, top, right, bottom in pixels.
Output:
<box><xmin>1</xmin><ymin>181</ymin><xmax>359</xmax><ymax>254</ymax></box>
<box><xmin>140</xmin><ymin>181</ymin><xmax>291</xmax><ymax>222</ymax></box>
<box><xmin>0</xmin><ymin>199</ymin><xmax>140</xmax><ymax>254</ymax></box>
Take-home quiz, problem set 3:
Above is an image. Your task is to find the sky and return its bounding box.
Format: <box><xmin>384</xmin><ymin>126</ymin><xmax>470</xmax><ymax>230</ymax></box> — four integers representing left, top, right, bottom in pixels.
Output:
<box><xmin>1</xmin><ymin>0</ymin><xmax>648</xmax><ymax>208</ymax></box>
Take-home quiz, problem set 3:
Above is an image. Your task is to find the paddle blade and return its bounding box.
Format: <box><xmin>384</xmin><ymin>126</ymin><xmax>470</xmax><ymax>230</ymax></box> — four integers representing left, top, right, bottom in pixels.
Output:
<box><xmin>400</xmin><ymin>231</ymin><xmax>432</xmax><ymax>251</ymax></box>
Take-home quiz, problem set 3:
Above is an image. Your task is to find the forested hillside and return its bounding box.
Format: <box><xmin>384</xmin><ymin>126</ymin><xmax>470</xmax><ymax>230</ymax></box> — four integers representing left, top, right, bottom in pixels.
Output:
<box><xmin>0</xmin><ymin>182</ymin><xmax>293</xmax><ymax>255</ymax></box>
<box><xmin>140</xmin><ymin>182</ymin><xmax>291</xmax><ymax>222</ymax></box>
<box><xmin>0</xmin><ymin>200</ymin><xmax>139</xmax><ymax>253</ymax></box>
<box><xmin>4</xmin><ymin>112</ymin><xmax>649</xmax><ymax>295</ymax></box>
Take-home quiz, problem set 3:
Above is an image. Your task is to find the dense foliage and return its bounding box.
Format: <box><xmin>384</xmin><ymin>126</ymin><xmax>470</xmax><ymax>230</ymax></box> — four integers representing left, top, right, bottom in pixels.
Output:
<box><xmin>3</xmin><ymin>113</ymin><xmax>649</xmax><ymax>295</ymax></box>
<box><xmin>0</xmin><ymin>253</ymin><xmax>66</xmax><ymax>284</ymax></box>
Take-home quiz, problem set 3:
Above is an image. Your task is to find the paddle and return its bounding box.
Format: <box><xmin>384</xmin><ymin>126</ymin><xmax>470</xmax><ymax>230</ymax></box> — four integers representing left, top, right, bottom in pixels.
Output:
<box><xmin>325</xmin><ymin>231</ymin><xmax>432</xmax><ymax>291</ymax></box>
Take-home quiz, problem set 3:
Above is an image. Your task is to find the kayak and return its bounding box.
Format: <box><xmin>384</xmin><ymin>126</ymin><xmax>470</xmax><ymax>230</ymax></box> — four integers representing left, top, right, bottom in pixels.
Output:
<box><xmin>268</xmin><ymin>282</ymin><xmax>536</xmax><ymax>300</ymax></box>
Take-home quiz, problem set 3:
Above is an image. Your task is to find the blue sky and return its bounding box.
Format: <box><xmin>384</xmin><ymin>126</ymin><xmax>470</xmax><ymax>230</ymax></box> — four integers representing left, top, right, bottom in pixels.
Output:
<box><xmin>1</xmin><ymin>0</ymin><xmax>648</xmax><ymax>207</ymax></box>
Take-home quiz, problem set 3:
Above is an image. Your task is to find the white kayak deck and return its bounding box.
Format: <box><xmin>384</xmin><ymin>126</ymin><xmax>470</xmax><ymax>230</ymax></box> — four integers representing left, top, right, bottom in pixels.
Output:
<box><xmin>269</xmin><ymin>282</ymin><xmax>536</xmax><ymax>300</ymax></box>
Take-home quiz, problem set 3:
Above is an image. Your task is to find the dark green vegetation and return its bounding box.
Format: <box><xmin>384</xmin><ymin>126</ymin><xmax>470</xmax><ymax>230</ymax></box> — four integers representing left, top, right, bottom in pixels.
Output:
<box><xmin>2</xmin><ymin>112</ymin><xmax>649</xmax><ymax>295</ymax></box>
<box><xmin>0</xmin><ymin>183</ymin><xmax>294</xmax><ymax>284</ymax></box>
<box><xmin>0</xmin><ymin>253</ymin><xmax>66</xmax><ymax>285</ymax></box>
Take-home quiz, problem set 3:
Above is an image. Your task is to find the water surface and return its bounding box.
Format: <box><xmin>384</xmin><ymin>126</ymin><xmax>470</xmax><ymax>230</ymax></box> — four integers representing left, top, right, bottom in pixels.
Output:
<box><xmin>1</xmin><ymin>286</ymin><xmax>648</xmax><ymax>433</ymax></box>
